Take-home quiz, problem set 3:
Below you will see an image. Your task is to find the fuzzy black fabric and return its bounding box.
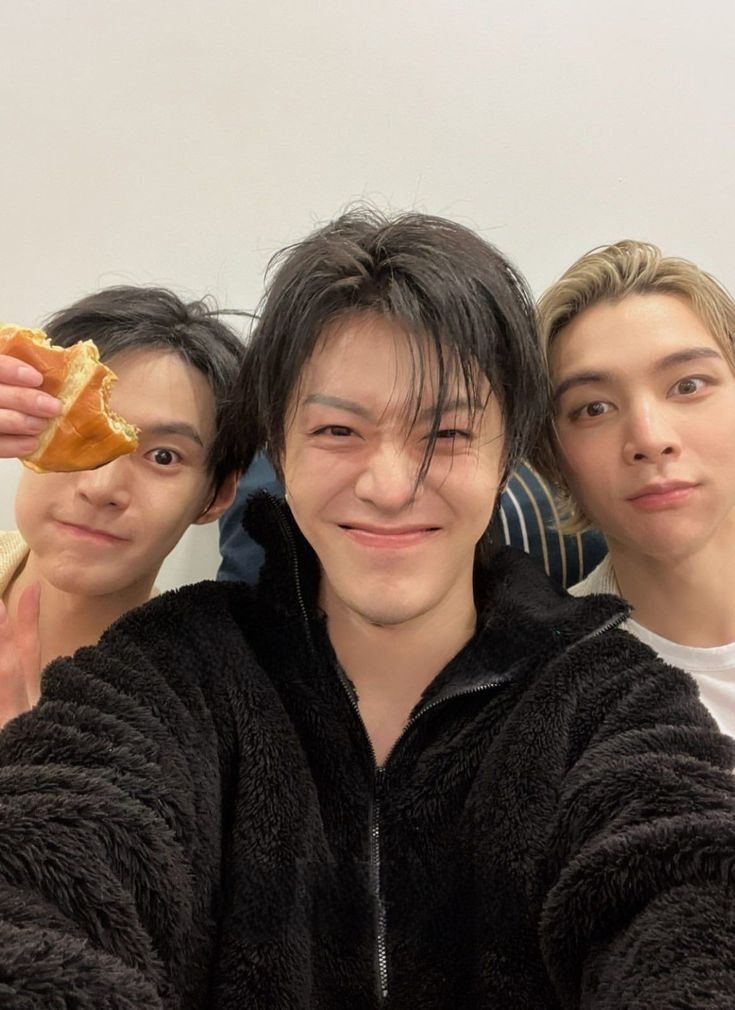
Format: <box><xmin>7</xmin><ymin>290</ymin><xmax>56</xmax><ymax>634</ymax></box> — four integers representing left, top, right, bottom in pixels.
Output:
<box><xmin>0</xmin><ymin>494</ymin><xmax>734</xmax><ymax>1008</ymax></box>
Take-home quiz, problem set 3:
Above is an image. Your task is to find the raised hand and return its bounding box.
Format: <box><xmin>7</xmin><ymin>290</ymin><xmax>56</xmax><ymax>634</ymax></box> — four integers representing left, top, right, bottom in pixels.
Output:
<box><xmin>0</xmin><ymin>582</ymin><xmax>42</xmax><ymax>727</ymax></box>
<box><xmin>0</xmin><ymin>354</ymin><xmax>61</xmax><ymax>458</ymax></box>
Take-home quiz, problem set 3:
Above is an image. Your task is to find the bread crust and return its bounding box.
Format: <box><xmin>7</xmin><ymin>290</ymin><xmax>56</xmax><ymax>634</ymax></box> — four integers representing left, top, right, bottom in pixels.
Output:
<box><xmin>0</xmin><ymin>324</ymin><xmax>139</xmax><ymax>473</ymax></box>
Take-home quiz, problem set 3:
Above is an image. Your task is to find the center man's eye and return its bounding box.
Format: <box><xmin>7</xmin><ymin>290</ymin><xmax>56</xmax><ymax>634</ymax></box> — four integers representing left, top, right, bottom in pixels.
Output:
<box><xmin>152</xmin><ymin>448</ymin><xmax>176</xmax><ymax>466</ymax></box>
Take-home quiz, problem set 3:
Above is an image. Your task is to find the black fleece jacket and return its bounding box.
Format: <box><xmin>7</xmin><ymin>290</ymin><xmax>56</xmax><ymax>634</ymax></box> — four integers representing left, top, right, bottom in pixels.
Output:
<box><xmin>0</xmin><ymin>496</ymin><xmax>734</xmax><ymax>1009</ymax></box>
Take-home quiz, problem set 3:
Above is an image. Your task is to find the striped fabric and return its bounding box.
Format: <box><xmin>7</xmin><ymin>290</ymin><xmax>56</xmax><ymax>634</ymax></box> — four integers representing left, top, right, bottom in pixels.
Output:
<box><xmin>218</xmin><ymin>455</ymin><xmax>608</xmax><ymax>589</ymax></box>
<box><xmin>501</xmin><ymin>465</ymin><xmax>607</xmax><ymax>588</ymax></box>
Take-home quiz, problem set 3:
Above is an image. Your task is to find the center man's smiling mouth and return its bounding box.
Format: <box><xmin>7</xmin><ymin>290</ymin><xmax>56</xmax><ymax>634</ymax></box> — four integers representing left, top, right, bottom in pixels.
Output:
<box><xmin>338</xmin><ymin>523</ymin><xmax>441</xmax><ymax>548</ymax></box>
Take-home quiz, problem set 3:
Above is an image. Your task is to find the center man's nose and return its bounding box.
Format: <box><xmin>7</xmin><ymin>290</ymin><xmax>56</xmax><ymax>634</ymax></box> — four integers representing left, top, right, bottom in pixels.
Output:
<box><xmin>353</xmin><ymin>443</ymin><xmax>423</xmax><ymax>512</ymax></box>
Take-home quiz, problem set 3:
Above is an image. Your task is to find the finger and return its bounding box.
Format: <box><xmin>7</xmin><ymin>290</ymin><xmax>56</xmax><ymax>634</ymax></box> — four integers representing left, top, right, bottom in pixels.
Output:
<box><xmin>0</xmin><ymin>437</ymin><xmax>40</xmax><ymax>459</ymax></box>
<box><xmin>16</xmin><ymin>583</ymin><xmax>42</xmax><ymax>708</ymax></box>
<box><xmin>16</xmin><ymin>582</ymin><xmax>41</xmax><ymax>641</ymax></box>
<box><xmin>0</xmin><ymin>383</ymin><xmax>61</xmax><ymax>419</ymax></box>
<box><xmin>0</xmin><ymin>354</ymin><xmax>44</xmax><ymax>387</ymax></box>
<box><xmin>0</xmin><ymin>602</ymin><xmax>28</xmax><ymax>725</ymax></box>
<box><xmin>0</xmin><ymin>401</ymin><xmax>58</xmax><ymax>459</ymax></box>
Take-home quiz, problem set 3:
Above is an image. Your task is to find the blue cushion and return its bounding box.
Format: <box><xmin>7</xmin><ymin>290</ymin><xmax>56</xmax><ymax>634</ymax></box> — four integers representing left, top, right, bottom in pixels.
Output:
<box><xmin>502</xmin><ymin>464</ymin><xmax>606</xmax><ymax>588</ymax></box>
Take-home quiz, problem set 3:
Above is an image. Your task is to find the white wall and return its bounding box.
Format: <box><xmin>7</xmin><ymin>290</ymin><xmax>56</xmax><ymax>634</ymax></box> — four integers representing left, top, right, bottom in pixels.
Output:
<box><xmin>2</xmin><ymin>0</ymin><xmax>733</xmax><ymax>590</ymax></box>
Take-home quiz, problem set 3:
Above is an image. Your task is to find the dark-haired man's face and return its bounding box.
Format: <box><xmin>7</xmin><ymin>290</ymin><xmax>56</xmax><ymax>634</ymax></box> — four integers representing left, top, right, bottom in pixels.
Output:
<box><xmin>282</xmin><ymin>312</ymin><xmax>505</xmax><ymax>630</ymax></box>
<box><xmin>15</xmin><ymin>349</ymin><xmax>235</xmax><ymax>598</ymax></box>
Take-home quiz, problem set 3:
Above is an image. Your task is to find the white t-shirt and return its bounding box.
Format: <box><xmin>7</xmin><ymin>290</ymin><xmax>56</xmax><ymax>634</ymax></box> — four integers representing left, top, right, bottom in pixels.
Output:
<box><xmin>571</xmin><ymin>556</ymin><xmax>735</xmax><ymax>739</ymax></box>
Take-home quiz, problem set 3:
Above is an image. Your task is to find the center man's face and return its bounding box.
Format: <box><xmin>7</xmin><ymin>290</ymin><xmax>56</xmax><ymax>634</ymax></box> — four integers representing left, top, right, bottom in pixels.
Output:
<box><xmin>281</xmin><ymin>313</ymin><xmax>505</xmax><ymax>629</ymax></box>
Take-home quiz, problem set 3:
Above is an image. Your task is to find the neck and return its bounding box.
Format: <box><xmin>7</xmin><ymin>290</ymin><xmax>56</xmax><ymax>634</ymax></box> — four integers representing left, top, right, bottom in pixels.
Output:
<box><xmin>609</xmin><ymin>533</ymin><xmax>735</xmax><ymax>647</ymax></box>
<box><xmin>323</xmin><ymin>579</ymin><xmax>477</xmax><ymax>765</ymax></box>
<box><xmin>5</xmin><ymin>553</ymin><xmax>155</xmax><ymax>667</ymax></box>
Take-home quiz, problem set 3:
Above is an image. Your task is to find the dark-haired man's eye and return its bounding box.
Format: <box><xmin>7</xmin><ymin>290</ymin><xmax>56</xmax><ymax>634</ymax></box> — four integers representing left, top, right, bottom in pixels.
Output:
<box><xmin>150</xmin><ymin>448</ymin><xmax>179</xmax><ymax>466</ymax></box>
<box><xmin>586</xmin><ymin>402</ymin><xmax>607</xmax><ymax>417</ymax></box>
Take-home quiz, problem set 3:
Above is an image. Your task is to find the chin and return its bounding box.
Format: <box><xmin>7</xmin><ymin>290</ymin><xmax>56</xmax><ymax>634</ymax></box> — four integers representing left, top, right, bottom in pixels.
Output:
<box><xmin>46</xmin><ymin>565</ymin><xmax>131</xmax><ymax>598</ymax></box>
<box><xmin>50</xmin><ymin>576</ymin><xmax>112</xmax><ymax>597</ymax></box>
<box><xmin>356</xmin><ymin>607</ymin><xmax>427</xmax><ymax>628</ymax></box>
<box><xmin>341</xmin><ymin>587</ymin><xmax>437</xmax><ymax>627</ymax></box>
<box><xmin>617</xmin><ymin>523</ymin><xmax>713</xmax><ymax>563</ymax></box>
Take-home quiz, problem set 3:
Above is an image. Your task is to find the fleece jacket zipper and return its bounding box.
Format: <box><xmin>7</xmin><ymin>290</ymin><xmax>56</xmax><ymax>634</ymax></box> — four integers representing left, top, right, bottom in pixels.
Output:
<box><xmin>332</xmin><ymin>610</ymin><xmax>628</xmax><ymax>1003</ymax></box>
<box><xmin>263</xmin><ymin>493</ymin><xmax>627</xmax><ymax>1003</ymax></box>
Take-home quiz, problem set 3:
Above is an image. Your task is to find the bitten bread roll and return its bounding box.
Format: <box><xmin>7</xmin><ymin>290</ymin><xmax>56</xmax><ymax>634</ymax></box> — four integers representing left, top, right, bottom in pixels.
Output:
<box><xmin>0</xmin><ymin>324</ymin><xmax>139</xmax><ymax>473</ymax></box>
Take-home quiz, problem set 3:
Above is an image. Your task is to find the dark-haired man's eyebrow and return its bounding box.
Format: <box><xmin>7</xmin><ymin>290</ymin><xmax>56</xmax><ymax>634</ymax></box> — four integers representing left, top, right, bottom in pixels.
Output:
<box><xmin>145</xmin><ymin>422</ymin><xmax>204</xmax><ymax>447</ymax></box>
<box><xmin>654</xmin><ymin>346</ymin><xmax>723</xmax><ymax>372</ymax></box>
<box><xmin>553</xmin><ymin>372</ymin><xmax>611</xmax><ymax>402</ymax></box>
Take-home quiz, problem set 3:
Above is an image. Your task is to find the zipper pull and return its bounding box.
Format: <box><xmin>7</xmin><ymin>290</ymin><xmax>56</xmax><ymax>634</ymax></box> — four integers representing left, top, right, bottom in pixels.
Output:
<box><xmin>375</xmin><ymin>765</ymin><xmax>385</xmax><ymax>796</ymax></box>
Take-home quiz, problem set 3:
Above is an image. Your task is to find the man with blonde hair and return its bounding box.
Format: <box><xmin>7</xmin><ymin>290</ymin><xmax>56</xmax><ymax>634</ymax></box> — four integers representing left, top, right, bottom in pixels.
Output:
<box><xmin>535</xmin><ymin>240</ymin><xmax>735</xmax><ymax>737</ymax></box>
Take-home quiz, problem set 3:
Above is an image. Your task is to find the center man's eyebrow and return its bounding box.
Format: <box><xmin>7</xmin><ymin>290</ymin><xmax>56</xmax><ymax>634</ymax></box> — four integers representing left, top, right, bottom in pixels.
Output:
<box><xmin>302</xmin><ymin>394</ymin><xmax>374</xmax><ymax>419</ymax></box>
<box><xmin>302</xmin><ymin>393</ymin><xmax>474</xmax><ymax>424</ymax></box>
<box><xmin>553</xmin><ymin>346</ymin><xmax>724</xmax><ymax>402</ymax></box>
<box><xmin>143</xmin><ymin>422</ymin><xmax>204</xmax><ymax>447</ymax></box>
<box><xmin>416</xmin><ymin>397</ymin><xmax>473</xmax><ymax>424</ymax></box>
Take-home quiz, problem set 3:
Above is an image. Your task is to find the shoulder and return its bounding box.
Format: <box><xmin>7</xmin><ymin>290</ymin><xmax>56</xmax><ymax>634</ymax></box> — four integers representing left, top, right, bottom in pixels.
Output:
<box><xmin>568</xmin><ymin>555</ymin><xmax>619</xmax><ymax>598</ymax></box>
<box><xmin>124</xmin><ymin>576</ymin><xmax>244</xmax><ymax>617</ymax></box>
<box><xmin>557</xmin><ymin>623</ymin><xmax>732</xmax><ymax>761</ymax></box>
<box><xmin>0</xmin><ymin>530</ymin><xmax>28</xmax><ymax>594</ymax></box>
<box><xmin>100</xmin><ymin>578</ymin><xmax>258</xmax><ymax>656</ymax></box>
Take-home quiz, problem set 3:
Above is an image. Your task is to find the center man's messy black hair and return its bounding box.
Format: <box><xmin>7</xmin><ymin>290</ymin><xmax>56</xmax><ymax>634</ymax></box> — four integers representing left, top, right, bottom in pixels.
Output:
<box><xmin>241</xmin><ymin>207</ymin><xmax>546</xmax><ymax>488</ymax></box>
<box><xmin>44</xmin><ymin>285</ymin><xmax>249</xmax><ymax>491</ymax></box>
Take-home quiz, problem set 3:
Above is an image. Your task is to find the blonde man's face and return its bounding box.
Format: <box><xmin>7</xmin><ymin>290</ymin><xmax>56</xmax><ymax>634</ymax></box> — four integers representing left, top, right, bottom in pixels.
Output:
<box><xmin>550</xmin><ymin>293</ymin><xmax>735</xmax><ymax>562</ymax></box>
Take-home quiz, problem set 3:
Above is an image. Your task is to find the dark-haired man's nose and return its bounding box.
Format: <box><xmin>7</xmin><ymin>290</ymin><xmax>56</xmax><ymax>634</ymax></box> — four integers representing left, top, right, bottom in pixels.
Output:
<box><xmin>74</xmin><ymin>456</ymin><xmax>132</xmax><ymax>510</ymax></box>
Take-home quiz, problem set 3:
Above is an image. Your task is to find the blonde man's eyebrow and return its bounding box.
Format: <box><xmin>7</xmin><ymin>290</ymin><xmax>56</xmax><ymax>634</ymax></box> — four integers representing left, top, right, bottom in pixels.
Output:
<box><xmin>553</xmin><ymin>371</ymin><xmax>610</xmax><ymax>402</ymax></box>
<box><xmin>654</xmin><ymin>346</ymin><xmax>723</xmax><ymax>372</ymax></box>
<box><xmin>553</xmin><ymin>347</ymin><xmax>724</xmax><ymax>402</ymax></box>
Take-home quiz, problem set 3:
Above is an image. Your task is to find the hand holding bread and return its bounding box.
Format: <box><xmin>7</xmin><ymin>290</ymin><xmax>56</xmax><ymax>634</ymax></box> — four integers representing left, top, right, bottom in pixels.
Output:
<box><xmin>0</xmin><ymin>349</ymin><xmax>61</xmax><ymax>458</ymax></box>
<box><xmin>0</xmin><ymin>325</ymin><xmax>138</xmax><ymax>471</ymax></box>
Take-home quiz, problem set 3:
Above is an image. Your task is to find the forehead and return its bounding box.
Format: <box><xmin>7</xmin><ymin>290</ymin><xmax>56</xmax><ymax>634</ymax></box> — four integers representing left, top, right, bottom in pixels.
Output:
<box><xmin>105</xmin><ymin>348</ymin><xmax>216</xmax><ymax>447</ymax></box>
<box><xmin>551</xmin><ymin>293</ymin><xmax>722</xmax><ymax>378</ymax></box>
<box><xmin>296</xmin><ymin>312</ymin><xmax>487</xmax><ymax>413</ymax></box>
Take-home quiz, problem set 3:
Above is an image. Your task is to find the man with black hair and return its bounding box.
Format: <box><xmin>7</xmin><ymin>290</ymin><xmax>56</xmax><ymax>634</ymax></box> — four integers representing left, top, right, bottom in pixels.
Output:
<box><xmin>0</xmin><ymin>285</ymin><xmax>244</xmax><ymax>724</ymax></box>
<box><xmin>0</xmin><ymin>212</ymin><xmax>733</xmax><ymax>1008</ymax></box>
